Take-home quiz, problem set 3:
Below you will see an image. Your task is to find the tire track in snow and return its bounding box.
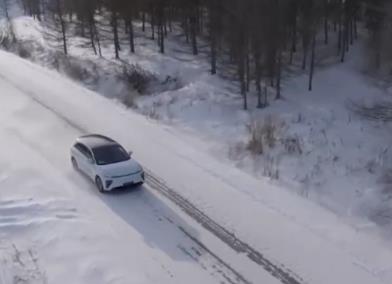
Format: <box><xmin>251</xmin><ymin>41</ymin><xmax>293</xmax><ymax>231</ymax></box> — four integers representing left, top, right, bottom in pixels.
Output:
<box><xmin>146</xmin><ymin>172</ymin><xmax>305</xmax><ymax>284</ymax></box>
<box><xmin>0</xmin><ymin>74</ymin><xmax>305</xmax><ymax>284</ymax></box>
<box><xmin>177</xmin><ymin>226</ymin><xmax>251</xmax><ymax>284</ymax></box>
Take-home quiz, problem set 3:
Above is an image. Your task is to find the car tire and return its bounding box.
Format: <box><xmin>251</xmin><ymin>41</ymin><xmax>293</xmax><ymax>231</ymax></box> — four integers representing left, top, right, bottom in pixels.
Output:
<box><xmin>71</xmin><ymin>157</ymin><xmax>78</xmax><ymax>170</ymax></box>
<box><xmin>95</xmin><ymin>176</ymin><xmax>105</xmax><ymax>193</ymax></box>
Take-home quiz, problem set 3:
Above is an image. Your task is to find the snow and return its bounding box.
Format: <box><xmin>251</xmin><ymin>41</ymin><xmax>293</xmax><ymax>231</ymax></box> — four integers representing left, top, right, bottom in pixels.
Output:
<box><xmin>5</xmin><ymin>12</ymin><xmax>392</xmax><ymax>234</ymax></box>
<box><xmin>2</xmin><ymin>6</ymin><xmax>392</xmax><ymax>283</ymax></box>
<box><xmin>0</xmin><ymin>52</ymin><xmax>256</xmax><ymax>283</ymax></box>
<box><xmin>1</xmin><ymin>49</ymin><xmax>392</xmax><ymax>283</ymax></box>
<box><xmin>0</xmin><ymin>70</ymin><xmax>237</xmax><ymax>284</ymax></box>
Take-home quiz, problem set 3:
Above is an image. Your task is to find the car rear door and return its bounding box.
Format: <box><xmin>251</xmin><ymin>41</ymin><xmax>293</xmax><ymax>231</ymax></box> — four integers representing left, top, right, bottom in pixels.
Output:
<box><xmin>81</xmin><ymin>147</ymin><xmax>96</xmax><ymax>179</ymax></box>
<box><xmin>74</xmin><ymin>143</ymin><xmax>92</xmax><ymax>176</ymax></box>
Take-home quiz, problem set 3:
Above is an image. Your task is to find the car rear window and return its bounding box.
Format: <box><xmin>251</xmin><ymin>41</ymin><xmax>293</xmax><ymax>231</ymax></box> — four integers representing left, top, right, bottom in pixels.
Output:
<box><xmin>92</xmin><ymin>145</ymin><xmax>130</xmax><ymax>165</ymax></box>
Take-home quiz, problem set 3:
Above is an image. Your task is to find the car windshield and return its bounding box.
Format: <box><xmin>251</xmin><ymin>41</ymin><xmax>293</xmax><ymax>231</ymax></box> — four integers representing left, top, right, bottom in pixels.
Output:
<box><xmin>93</xmin><ymin>145</ymin><xmax>130</xmax><ymax>165</ymax></box>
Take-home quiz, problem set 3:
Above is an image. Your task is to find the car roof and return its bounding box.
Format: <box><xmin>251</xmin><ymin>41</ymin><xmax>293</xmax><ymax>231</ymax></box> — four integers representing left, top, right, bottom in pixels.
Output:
<box><xmin>76</xmin><ymin>134</ymin><xmax>118</xmax><ymax>149</ymax></box>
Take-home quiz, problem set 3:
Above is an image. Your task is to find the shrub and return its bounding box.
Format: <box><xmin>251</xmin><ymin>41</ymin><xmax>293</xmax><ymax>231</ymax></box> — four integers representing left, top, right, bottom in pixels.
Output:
<box><xmin>62</xmin><ymin>59</ymin><xmax>89</xmax><ymax>81</ymax></box>
<box><xmin>121</xmin><ymin>64</ymin><xmax>155</xmax><ymax>94</ymax></box>
<box><xmin>246</xmin><ymin>120</ymin><xmax>264</xmax><ymax>155</ymax></box>
<box><xmin>282</xmin><ymin>136</ymin><xmax>303</xmax><ymax>155</ymax></box>
<box><xmin>246</xmin><ymin>115</ymin><xmax>282</xmax><ymax>155</ymax></box>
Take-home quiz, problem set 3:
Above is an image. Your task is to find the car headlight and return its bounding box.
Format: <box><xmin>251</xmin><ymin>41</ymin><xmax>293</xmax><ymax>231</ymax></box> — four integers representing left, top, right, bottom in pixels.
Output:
<box><xmin>105</xmin><ymin>180</ymin><xmax>113</xmax><ymax>188</ymax></box>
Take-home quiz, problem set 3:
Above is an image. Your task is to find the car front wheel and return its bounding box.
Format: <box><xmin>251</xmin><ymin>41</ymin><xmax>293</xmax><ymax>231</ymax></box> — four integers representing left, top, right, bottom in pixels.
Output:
<box><xmin>95</xmin><ymin>176</ymin><xmax>105</xmax><ymax>193</ymax></box>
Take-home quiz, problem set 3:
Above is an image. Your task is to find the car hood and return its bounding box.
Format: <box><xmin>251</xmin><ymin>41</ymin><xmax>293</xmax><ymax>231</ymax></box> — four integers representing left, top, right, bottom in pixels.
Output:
<box><xmin>98</xmin><ymin>159</ymin><xmax>142</xmax><ymax>178</ymax></box>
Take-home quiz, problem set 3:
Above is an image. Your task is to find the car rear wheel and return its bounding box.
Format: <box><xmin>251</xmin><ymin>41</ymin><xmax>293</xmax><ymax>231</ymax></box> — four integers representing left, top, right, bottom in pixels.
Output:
<box><xmin>95</xmin><ymin>176</ymin><xmax>105</xmax><ymax>193</ymax></box>
<box><xmin>71</xmin><ymin>157</ymin><xmax>78</xmax><ymax>170</ymax></box>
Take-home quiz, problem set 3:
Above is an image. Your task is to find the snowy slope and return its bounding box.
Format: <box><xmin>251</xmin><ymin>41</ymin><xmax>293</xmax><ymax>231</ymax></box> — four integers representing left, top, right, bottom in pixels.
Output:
<box><xmin>4</xmin><ymin>12</ymin><xmax>392</xmax><ymax>236</ymax></box>
<box><xmin>1</xmin><ymin>50</ymin><xmax>392</xmax><ymax>283</ymax></box>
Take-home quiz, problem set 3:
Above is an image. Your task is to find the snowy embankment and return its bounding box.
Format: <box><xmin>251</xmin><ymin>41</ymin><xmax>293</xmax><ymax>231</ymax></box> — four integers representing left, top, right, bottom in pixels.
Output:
<box><xmin>1</xmin><ymin>49</ymin><xmax>392</xmax><ymax>283</ymax></box>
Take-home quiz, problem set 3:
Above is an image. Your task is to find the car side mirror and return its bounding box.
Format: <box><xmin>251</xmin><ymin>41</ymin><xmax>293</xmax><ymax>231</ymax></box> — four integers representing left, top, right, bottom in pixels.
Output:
<box><xmin>128</xmin><ymin>151</ymin><xmax>133</xmax><ymax>157</ymax></box>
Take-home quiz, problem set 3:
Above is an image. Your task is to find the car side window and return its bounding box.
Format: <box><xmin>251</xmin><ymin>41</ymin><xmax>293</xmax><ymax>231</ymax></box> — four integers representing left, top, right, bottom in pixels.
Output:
<box><xmin>75</xmin><ymin>143</ymin><xmax>93</xmax><ymax>161</ymax></box>
<box><xmin>84</xmin><ymin>148</ymin><xmax>94</xmax><ymax>161</ymax></box>
<box><xmin>74</xmin><ymin>143</ymin><xmax>84</xmax><ymax>154</ymax></box>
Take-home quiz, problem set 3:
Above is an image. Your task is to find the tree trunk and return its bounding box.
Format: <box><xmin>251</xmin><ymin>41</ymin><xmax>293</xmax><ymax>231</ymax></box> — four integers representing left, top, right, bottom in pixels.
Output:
<box><xmin>209</xmin><ymin>0</ymin><xmax>217</xmax><ymax>75</ymax></box>
<box><xmin>56</xmin><ymin>0</ymin><xmax>67</xmax><ymax>55</ymax></box>
<box><xmin>302</xmin><ymin>48</ymin><xmax>308</xmax><ymax>70</ymax></box>
<box><xmin>159</xmin><ymin>24</ymin><xmax>165</xmax><ymax>53</ymax></box>
<box><xmin>150</xmin><ymin>4</ymin><xmax>155</xmax><ymax>40</ymax></box>
<box><xmin>324</xmin><ymin>16</ymin><xmax>329</xmax><ymax>44</ymax></box>
<box><xmin>164</xmin><ymin>18</ymin><xmax>168</xmax><ymax>36</ymax></box>
<box><xmin>341</xmin><ymin>15</ymin><xmax>349</xmax><ymax>62</ymax></box>
<box><xmin>81</xmin><ymin>20</ymin><xmax>85</xmax><ymax>38</ymax></box>
<box><xmin>60</xmin><ymin>17</ymin><xmax>67</xmax><ymax>55</ymax></box>
<box><xmin>96</xmin><ymin>27</ymin><xmax>102</xmax><ymax>57</ymax></box>
<box><xmin>2</xmin><ymin>0</ymin><xmax>9</xmax><ymax>20</ymax></box>
<box><xmin>142</xmin><ymin>11</ymin><xmax>145</xmax><ymax>31</ymax></box>
<box><xmin>238</xmin><ymin>49</ymin><xmax>247</xmax><ymax>110</ymax></box>
<box><xmin>89</xmin><ymin>20</ymin><xmax>97</xmax><ymax>55</ymax></box>
<box><xmin>340</xmin><ymin>31</ymin><xmax>346</xmax><ymax>62</ymax></box>
<box><xmin>309</xmin><ymin>33</ymin><xmax>316</xmax><ymax>91</ymax></box>
<box><xmin>112</xmin><ymin>11</ymin><xmax>120</xmax><ymax>59</ymax></box>
<box><xmin>264</xmin><ymin>85</ymin><xmax>268</xmax><ymax>107</ymax></box>
<box><xmin>22</xmin><ymin>0</ymin><xmax>27</xmax><ymax>15</ymax></box>
<box><xmin>168</xmin><ymin>7</ymin><xmax>173</xmax><ymax>32</ymax></box>
<box><xmin>128</xmin><ymin>17</ymin><xmax>135</xmax><ymax>53</ymax></box>
<box><xmin>338</xmin><ymin>11</ymin><xmax>342</xmax><ymax>54</ymax></box>
<box><xmin>345</xmin><ymin>19</ymin><xmax>349</xmax><ymax>52</ymax></box>
<box><xmin>191</xmin><ymin>15</ymin><xmax>198</xmax><ymax>55</ymax></box>
<box><xmin>276</xmin><ymin>49</ymin><xmax>282</xmax><ymax>100</ymax></box>
<box><xmin>156</xmin><ymin>2</ymin><xmax>165</xmax><ymax>54</ymax></box>
<box><xmin>324</xmin><ymin>0</ymin><xmax>329</xmax><ymax>45</ymax></box>
<box><xmin>210</xmin><ymin>36</ymin><xmax>217</xmax><ymax>74</ymax></box>
<box><xmin>349</xmin><ymin>19</ymin><xmax>354</xmax><ymax>45</ymax></box>
<box><xmin>255</xmin><ymin>55</ymin><xmax>262</xmax><ymax>108</ymax></box>
<box><xmin>184</xmin><ymin>15</ymin><xmax>189</xmax><ymax>43</ymax></box>
<box><xmin>246</xmin><ymin>50</ymin><xmax>250</xmax><ymax>92</ymax></box>
<box><xmin>290</xmin><ymin>18</ymin><xmax>297</xmax><ymax>64</ymax></box>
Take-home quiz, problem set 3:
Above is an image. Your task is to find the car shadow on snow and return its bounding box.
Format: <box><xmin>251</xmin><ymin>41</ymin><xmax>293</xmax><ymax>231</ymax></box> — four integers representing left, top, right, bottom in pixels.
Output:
<box><xmin>72</xmin><ymin>171</ymin><xmax>205</xmax><ymax>263</ymax></box>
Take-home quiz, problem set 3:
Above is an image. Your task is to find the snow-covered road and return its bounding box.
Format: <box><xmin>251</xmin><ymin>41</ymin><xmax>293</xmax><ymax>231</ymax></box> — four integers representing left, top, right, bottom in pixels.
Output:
<box><xmin>0</xmin><ymin>51</ymin><xmax>294</xmax><ymax>284</ymax></box>
<box><xmin>0</xmin><ymin>63</ymin><xmax>255</xmax><ymax>284</ymax></box>
<box><xmin>1</xmin><ymin>50</ymin><xmax>392</xmax><ymax>284</ymax></box>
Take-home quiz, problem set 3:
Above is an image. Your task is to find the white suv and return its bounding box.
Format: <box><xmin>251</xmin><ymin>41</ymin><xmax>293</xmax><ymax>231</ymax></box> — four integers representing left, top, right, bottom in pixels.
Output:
<box><xmin>71</xmin><ymin>134</ymin><xmax>144</xmax><ymax>192</ymax></box>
